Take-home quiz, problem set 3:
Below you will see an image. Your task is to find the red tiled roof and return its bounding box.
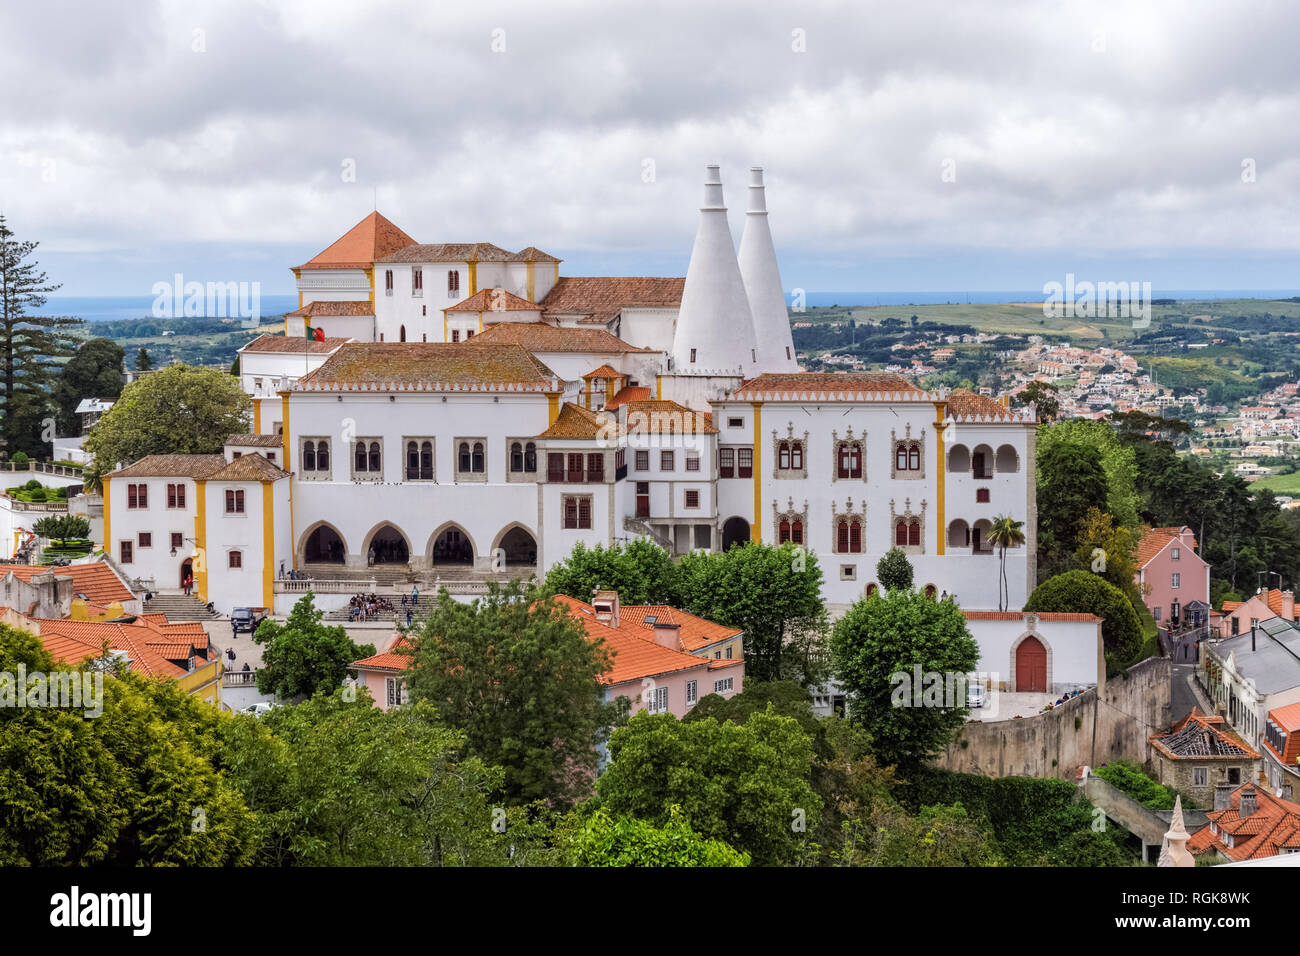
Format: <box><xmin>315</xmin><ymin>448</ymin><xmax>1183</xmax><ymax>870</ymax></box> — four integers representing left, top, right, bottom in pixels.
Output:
<box><xmin>105</xmin><ymin>455</ymin><xmax>226</xmax><ymax>480</ymax></box>
<box><xmin>239</xmin><ymin>333</ymin><xmax>349</xmax><ymax>354</ymax></box>
<box><xmin>207</xmin><ymin>453</ymin><xmax>289</xmax><ymax>482</ymax></box>
<box><xmin>227</xmin><ymin>433</ymin><xmax>284</xmax><ymax>448</ymax></box>
<box><xmin>1270</xmin><ymin>700</ymin><xmax>1300</xmax><ymax>733</ymax></box>
<box><xmin>352</xmin><ymin>637</ymin><xmax>415</xmax><ymax>672</ymax></box>
<box><xmin>3</xmin><ymin>562</ymin><xmax>134</xmax><ymax>606</ymax></box>
<box><xmin>624</xmin><ymin>399</ymin><xmax>718</xmax><ymax>434</ymax></box>
<box><xmin>1189</xmin><ymin>785</ymin><xmax>1300</xmax><ymax>861</ymax></box>
<box><xmin>621</xmin><ymin>605</ymin><xmax>742</xmax><ymax>653</ymax></box>
<box><xmin>284</xmin><ymin>301</ymin><xmax>374</xmax><ymax>318</ymax></box>
<box><xmin>296</xmin><ymin>212</ymin><xmax>417</xmax><ymax>271</ymax></box>
<box><xmin>1150</xmin><ymin>708</ymin><xmax>1260</xmax><ymax>759</ymax></box>
<box><xmin>444</xmin><ymin>289</ymin><xmax>540</xmax><ymax>313</ymax></box>
<box><xmin>962</xmin><ymin>611</ymin><xmax>1101</xmax><ymax>622</ymax></box>
<box><xmin>606</xmin><ymin>385</ymin><xmax>651</xmax><ymax>410</ymax></box>
<box><xmin>582</xmin><ymin>364</ymin><xmax>622</xmax><ymax>380</ymax></box>
<box><xmin>470</xmin><ymin>322</ymin><xmax>652</xmax><ymax>354</ymax></box>
<box><xmin>539</xmin><ymin>277</ymin><xmax>684</xmax><ymax>325</ymax></box>
<box><xmin>730</xmin><ymin>372</ymin><xmax>929</xmax><ymax>402</ymax></box>
<box><xmin>36</xmin><ymin>619</ymin><xmax>189</xmax><ymax>680</ymax></box>
<box><xmin>296</xmin><ymin>342</ymin><xmax>559</xmax><ymax>392</ymax></box>
<box><xmin>377</xmin><ymin>242</ymin><xmax>518</xmax><ymax>264</ymax></box>
<box><xmin>537</xmin><ymin>402</ymin><xmax>619</xmax><ymax>440</ymax></box>
<box><xmin>945</xmin><ymin>388</ymin><xmax>1022</xmax><ymax>422</ymax></box>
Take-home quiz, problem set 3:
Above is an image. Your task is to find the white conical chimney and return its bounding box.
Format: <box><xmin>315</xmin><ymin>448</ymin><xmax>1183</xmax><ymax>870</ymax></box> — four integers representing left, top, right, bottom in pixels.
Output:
<box><xmin>738</xmin><ymin>167</ymin><xmax>800</xmax><ymax>372</ymax></box>
<box><xmin>670</xmin><ymin>165</ymin><xmax>759</xmax><ymax>375</ymax></box>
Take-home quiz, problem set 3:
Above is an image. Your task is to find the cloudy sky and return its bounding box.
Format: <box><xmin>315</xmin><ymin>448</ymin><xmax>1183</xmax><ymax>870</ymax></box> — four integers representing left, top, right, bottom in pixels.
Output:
<box><xmin>2</xmin><ymin>0</ymin><xmax>1298</xmax><ymax>297</ymax></box>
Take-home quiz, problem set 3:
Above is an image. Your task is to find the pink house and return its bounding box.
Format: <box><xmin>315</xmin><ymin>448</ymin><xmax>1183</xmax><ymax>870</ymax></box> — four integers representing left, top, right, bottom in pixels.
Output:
<box><xmin>1135</xmin><ymin>526</ymin><xmax>1210</xmax><ymax>627</ymax></box>
<box><xmin>349</xmin><ymin>592</ymin><xmax>744</xmax><ymax>718</ymax></box>
<box><xmin>1218</xmin><ymin>588</ymin><xmax>1299</xmax><ymax>638</ymax></box>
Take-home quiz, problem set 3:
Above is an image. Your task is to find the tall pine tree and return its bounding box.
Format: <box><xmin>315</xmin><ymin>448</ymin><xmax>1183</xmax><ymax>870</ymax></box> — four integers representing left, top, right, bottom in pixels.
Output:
<box><xmin>0</xmin><ymin>216</ymin><xmax>80</xmax><ymax>457</ymax></box>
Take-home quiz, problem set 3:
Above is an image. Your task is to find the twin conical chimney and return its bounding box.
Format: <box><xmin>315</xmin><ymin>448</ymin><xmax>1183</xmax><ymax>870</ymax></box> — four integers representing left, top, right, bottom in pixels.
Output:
<box><xmin>670</xmin><ymin>165</ymin><xmax>759</xmax><ymax>375</ymax></box>
<box><xmin>738</xmin><ymin>167</ymin><xmax>800</xmax><ymax>372</ymax></box>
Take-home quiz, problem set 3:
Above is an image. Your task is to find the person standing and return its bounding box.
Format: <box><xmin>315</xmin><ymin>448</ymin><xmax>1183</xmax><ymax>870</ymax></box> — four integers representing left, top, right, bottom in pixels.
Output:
<box><xmin>406</xmin><ymin>607</ymin><xmax>413</xmax><ymax>628</ymax></box>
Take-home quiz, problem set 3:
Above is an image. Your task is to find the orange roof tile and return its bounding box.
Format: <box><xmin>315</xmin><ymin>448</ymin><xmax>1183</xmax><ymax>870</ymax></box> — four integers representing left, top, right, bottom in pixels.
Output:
<box><xmin>1190</xmin><ymin>786</ymin><xmax>1300</xmax><ymax>860</ymax></box>
<box><xmin>1269</xmin><ymin>700</ymin><xmax>1300</xmax><ymax>733</ymax></box>
<box><xmin>352</xmin><ymin>637</ymin><xmax>415</xmax><ymax>672</ymax></box>
<box><xmin>621</xmin><ymin>605</ymin><xmax>742</xmax><ymax>653</ymax></box>
<box><xmin>296</xmin><ymin>212</ymin><xmax>417</xmax><ymax>271</ymax></box>
<box><xmin>296</xmin><ymin>342</ymin><xmax>559</xmax><ymax>392</ymax></box>
<box><xmin>470</xmin><ymin>322</ymin><xmax>652</xmax><ymax>354</ymax></box>
<box><xmin>606</xmin><ymin>385</ymin><xmax>651</xmax><ymax>410</ymax></box>
<box><xmin>377</xmin><ymin>242</ymin><xmax>520</xmax><ymax>264</ymax></box>
<box><xmin>537</xmin><ymin>402</ymin><xmax>619</xmax><ymax>440</ymax></box>
<box><xmin>731</xmin><ymin>372</ymin><xmax>928</xmax><ymax>402</ymax></box>
<box><xmin>444</xmin><ymin>289</ymin><xmax>539</xmax><ymax>313</ymax></box>
<box><xmin>3</xmin><ymin>562</ymin><xmax>134</xmax><ymax>606</ymax></box>
<box><xmin>227</xmin><ymin>433</ymin><xmax>283</xmax><ymax>448</ymax></box>
<box><xmin>540</xmin><ymin>277</ymin><xmax>684</xmax><ymax>325</ymax></box>
<box><xmin>285</xmin><ymin>300</ymin><xmax>374</xmax><ymax>318</ymax></box>
<box><xmin>207</xmin><ymin>453</ymin><xmax>289</xmax><ymax>482</ymax></box>
<box><xmin>106</xmin><ymin>455</ymin><xmax>226</xmax><ymax>480</ymax></box>
<box><xmin>582</xmin><ymin>364</ymin><xmax>622</xmax><ymax>380</ymax></box>
<box><xmin>945</xmin><ymin>388</ymin><xmax>1022</xmax><ymax>422</ymax></box>
<box><xmin>239</xmin><ymin>333</ymin><xmax>349</xmax><ymax>355</ymax></box>
<box><xmin>36</xmin><ymin>619</ymin><xmax>188</xmax><ymax>680</ymax></box>
<box><xmin>624</xmin><ymin>399</ymin><xmax>718</xmax><ymax>434</ymax></box>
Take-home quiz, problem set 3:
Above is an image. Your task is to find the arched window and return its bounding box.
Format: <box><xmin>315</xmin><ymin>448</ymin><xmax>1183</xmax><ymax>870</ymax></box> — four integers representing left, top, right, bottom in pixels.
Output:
<box><xmin>896</xmin><ymin>445</ymin><xmax>909</xmax><ymax>471</ymax></box>
<box><xmin>908</xmin><ymin>446</ymin><xmax>920</xmax><ymax>471</ymax></box>
<box><xmin>510</xmin><ymin>441</ymin><xmax>524</xmax><ymax>472</ymax></box>
<box><xmin>406</xmin><ymin>441</ymin><xmax>419</xmax><ymax>478</ymax></box>
<box><xmin>459</xmin><ymin>442</ymin><xmax>471</xmax><ymax>472</ymax></box>
<box><xmin>472</xmin><ymin>442</ymin><xmax>484</xmax><ymax>472</ymax></box>
<box><xmin>779</xmin><ymin>519</ymin><xmax>791</xmax><ymax>544</ymax></box>
<box><xmin>355</xmin><ymin>441</ymin><xmax>367</xmax><ymax>472</ymax></box>
<box><xmin>866</xmin><ymin>583</ymin><xmax>879</xmax><ymax>597</ymax></box>
<box><xmin>303</xmin><ymin>440</ymin><xmax>316</xmax><ymax>472</ymax></box>
<box><xmin>837</xmin><ymin>520</ymin><xmax>849</xmax><ymax>553</ymax></box>
<box><xmin>779</xmin><ymin>441</ymin><xmax>791</xmax><ymax>470</ymax></box>
<box><xmin>317</xmin><ymin>441</ymin><xmax>329</xmax><ymax>471</ymax></box>
<box><xmin>924</xmin><ymin>584</ymin><xmax>937</xmax><ymax>599</ymax></box>
<box><xmin>791</xmin><ymin>442</ymin><xmax>803</xmax><ymax>470</ymax></box>
<box><xmin>839</xmin><ymin>442</ymin><xmax>862</xmax><ymax>479</ymax></box>
<box><xmin>420</xmin><ymin>441</ymin><xmax>432</xmax><ymax>479</ymax></box>
<box><xmin>908</xmin><ymin>520</ymin><xmax>921</xmax><ymax>547</ymax></box>
<box><xmin>895</xmin><ymin>521</ymin><xmax>908</xmax><ymax>546</ymax></box>
<box><xmin>849</xmin><ymin>520</ymin><xmax>862</xmax><ymax>553</ymax></box>
<box><xmin>791</xmin><ymin>520</ymin><xmax>803</xmax><ymax>545</ymax></box>
<box><xmin>524</xmin><ymin>442</ymin><xmax>537</xmax><ymax>472</ymax></box>
<box><xmin>368</xmin><ymin>441</ymin><xmax>381</xmax><ymax>472</ymax></box>
<box><xmin>399</xmin><ymin>325</ymin><xmax>406</xmax><ymax>342</ymax></box>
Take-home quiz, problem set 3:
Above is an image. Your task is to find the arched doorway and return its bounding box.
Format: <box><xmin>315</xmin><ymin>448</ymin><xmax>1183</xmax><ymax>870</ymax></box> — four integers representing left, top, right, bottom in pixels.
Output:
<box><xmin>366</xmin><ymin>525</ymin><xmax>410</xmax><ymax>565</ymax></box>
<box><xmin>179</xmin><ymin>558</ymin><xmax>193</xmax><ymax>587</ymax></box>
<box><xmin>304</xmin><ymin>525</ymin><xmax>346</xmax><ymax>563</ymax></box>
<box><xmin>721</xmin><ymin>517</ymin><xmax>750</xmax><ymax>551</ymax></box>
<box><xmin>432</xmin><ymin>525</ymin><xmax>473</xmax><ymax>565</ymax></box>
<box><xmin>1015</xmin><ymin>635</ymin><xmax>1047</xmax><ymax>692</ymax></box>
<box><xmin>496</xmin><ymin>526</ymin><xmax>537</xmax><ymax>566</ymax></box>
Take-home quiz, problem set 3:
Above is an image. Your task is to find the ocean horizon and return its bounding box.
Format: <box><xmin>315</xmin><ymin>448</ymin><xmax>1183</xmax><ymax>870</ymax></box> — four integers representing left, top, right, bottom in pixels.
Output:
<box><xmin>28</xmin><ymin>289</ymin><xmax>1300</xmax><ymax>323</ymax></box>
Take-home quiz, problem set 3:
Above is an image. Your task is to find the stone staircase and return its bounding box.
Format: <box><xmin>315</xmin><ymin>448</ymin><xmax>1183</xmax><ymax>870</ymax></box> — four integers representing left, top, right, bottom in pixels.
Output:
<box><xmin>325</xmin><ymin>594</ymin><xmax>443</xmax><ymax>623</ymax></box>
<box><xmin>143</xmin><ymin>593</ymin><xmax>221</xmax><ymax>621</ymax></box>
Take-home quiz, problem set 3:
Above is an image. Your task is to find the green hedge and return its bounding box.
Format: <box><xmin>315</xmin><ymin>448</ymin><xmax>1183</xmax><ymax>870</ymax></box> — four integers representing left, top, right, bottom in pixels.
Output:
<box><xmin>1093</xmin><ymin>760</ymin><xmax>1178</xmax><ymax>811</ymax></box>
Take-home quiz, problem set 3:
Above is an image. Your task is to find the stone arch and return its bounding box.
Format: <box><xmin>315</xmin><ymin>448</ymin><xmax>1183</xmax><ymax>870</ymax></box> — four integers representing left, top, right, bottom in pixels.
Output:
<box><xmin>721</xmin><ymin>516</ymin><xmax>751</xmax><ymax>551</ymax></box>
<box><xmin>947</xmin><ymin>518</ymin><xmax>970</xmax><ymax>550</ymax></box>
<box><xmin>360</xmin><ymin>522</ymin><xmax>412</xmax><ymax>565</ymax></box>
<box><xmin>427</xmin><ymin>521</ymin><xmax>477</xmax><ymax>566</ymax></box>
<box><xmin>1010</xmin><ymin>628</ymin><xmax>1053</xmax><ymax>693</ymax></box>
<box><xmin>947</xmin><ymin>444</ymin><xmax>970</xmax><ymax>473</ymax></box>
<box><xmin>299</xmin><ymin>520</ymin><xmax>348</xmax><ymax>564</ymax></box>
<box><xmin>995</xmin><ymin>444</ymin><xmax>1019</xmax><ymax>473</ymax></box>
<box><xmin>971</xmin><ymin>518</ymin><xmax>994</xmax><ymax>554</ymax></box>
<box><xmin>491</xmin><ymin>522</ymin><xmax>538</xmax><ymax>567</ymax></box>
<box><xmin>971</xmin><ymin>443</ymin><xmax>995</xmax><ymax>479</ymax></box>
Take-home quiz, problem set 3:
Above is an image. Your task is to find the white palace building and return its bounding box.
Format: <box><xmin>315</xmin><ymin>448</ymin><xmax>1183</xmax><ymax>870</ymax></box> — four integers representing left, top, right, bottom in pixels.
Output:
<box><xmin>102</xmin><ymin>165</ymin><xmax>1038</xmax><ymax>620</ymax></box>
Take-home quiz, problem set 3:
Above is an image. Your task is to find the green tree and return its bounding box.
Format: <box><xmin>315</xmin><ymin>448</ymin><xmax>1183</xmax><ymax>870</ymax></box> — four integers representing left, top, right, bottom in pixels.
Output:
<box><xmin>51</xmin><ymin>338</ymin><xmax>124</xmax><ymax>436</ymax></box>
<box><xmin>135</xmin><ymin>348</ymin><xmax>153</xmax><ymax>371</ymax></box>
<box><xmin>829</xmin><ymin>589</ymin><xmax>979</xmax><ymax>769</ymax></box>
<box><xmin>876</xmin><ymin>546</ymin><xmax>914</xmax><ymax>593</ymax></box>
<box><xmin>545</xmin><ymin>538</ymin><xmax>681</xmax><ymax>605</ymax></box>
<box><xmin>562</xmin><ymin>806</ymin><xmax>749</xmax><ymax>867</ymax></box>
<box><xmin>1015</xmin><ymin>381</ymin><xmax>1060</xmax><ymax>421</ymax></box>
<box><xmin>83</xmin><ymin>363</ymin><xmax>251</xmax><ymax>469</ymax></box>
<box><xmin>0</xmin><ymin>216</ymin><xmax>81</xmax><ymax>458</ymax></box>
<box><xmin>676</xmin><ymin>541</ymin><xmax>829</xmax><ymax>685</ymax></box>
<box><xmin>839</xmin><ymin>801</ymin><xmax>1003</xmax><ymax>867</ymax></box>
<box><xmin>1024</xmin><ymin>570</ymin><xmax>1143</xmax><ymax>669</ymax></box>
<box><xmin>1038</xmin><ymin>419</ymin><xmax>1140</xmax><ymax>528</ymax></box>
<box><xmin>253</xmin><ymin>593</ymin><xmax>375</xmax><ymax>700</ymax></box>
<box><xmin>594</xmin><ymin>708</ymin><xmax>821</xmax><ymax>865</ymax></box>
<box><xmin>217</xmin><ymin>692</ymin><xmax>514</xmax><ymax>866</ymax></box>
<box><xmin>31</xmin><ymin>514</ymin><xmax>91</xmax><ymax>546</ymax></box>
<box><xmin>1036</xmin><ymin>437</ymin><xmax>1108</xmax><ymax>578</ymax></box>
<box><xmin>989</xmin><ymin>515</ymin><xmax>1025</xmax><ymax>611</ymax></box>
<box><xmin>404</xmin><ymin>580</ymin><xmax>616</xmax><ymax>807</ymax></box>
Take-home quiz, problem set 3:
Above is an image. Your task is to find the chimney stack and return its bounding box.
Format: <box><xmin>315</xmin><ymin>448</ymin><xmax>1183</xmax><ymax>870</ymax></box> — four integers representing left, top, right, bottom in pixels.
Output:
<box><xmin>652</xmin><ymin>622</ymin><xmax>683</xmax><ymax>651</ymax></box>
<box><xmin>1214</xmin><ymin>781</ymin><xmax>1233</xmax><ymax>811</ymax></box>
<box><xmin>737</xmin><ymin>166</ymin><xmax>800</xmax><ymax>373</ymax></box>
<box><xmin>592</xmin><ymin>590</ymin><xmax>620</xmax><ymax>628</ymax></box>
<box><xmin>1239</xmin><ymin>785</ymin><xmax>1257</xmax><ymax>818</ymax></box>
<box><xmin>669</xmin><ymin>166</ymin><xmax>759</xmax><ymax>376</ymax></box>
<box><xmin>1283</xmin><ymin>590</ymin><xmax>1295</xmax><ymax>621</ymax></box>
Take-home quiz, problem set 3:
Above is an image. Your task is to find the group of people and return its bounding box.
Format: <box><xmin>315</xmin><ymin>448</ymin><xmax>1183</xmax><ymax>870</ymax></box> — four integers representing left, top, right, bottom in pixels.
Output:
<box><xmin>347</xmin><ymin>593</ymin><xmax>393</xmax><ymax>622</ymax></box>
<box><xmin>277</xmin><ymin>562</ymin><xmax>312</xmax><ymax>581</ymax></box>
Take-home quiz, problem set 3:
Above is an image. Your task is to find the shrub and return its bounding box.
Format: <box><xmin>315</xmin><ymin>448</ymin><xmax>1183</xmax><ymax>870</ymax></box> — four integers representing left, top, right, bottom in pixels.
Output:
<box><xmin>1094</xmin><ymin>760</ymin><xmax>1178</xmax><ymax>811</ymax></box>
<box><xmin>1024</xmin><ymin>570</ymin><xmax>1142</xmax><ymax>668</ymax></box>
<box><xmin>11</xmin><ymin>452</ymin><xmax>28</xmax><ymax>468</ymax></box>
<box><xmin>876</xmin><ymin>547</ymin><xmax>915</xmax><ymax>592</ymax></box>
<box><xmin>24</xmin><ymin>479</ymin><xmax>41</xmax><ymax>491</ymax></box>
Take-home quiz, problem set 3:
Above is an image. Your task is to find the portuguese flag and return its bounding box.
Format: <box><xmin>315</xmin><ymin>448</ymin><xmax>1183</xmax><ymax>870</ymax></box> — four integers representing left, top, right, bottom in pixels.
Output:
<box><xmin>305</xmin><ymin>325</ymin><xmax>325</xmax><ymax>342</ymax></box>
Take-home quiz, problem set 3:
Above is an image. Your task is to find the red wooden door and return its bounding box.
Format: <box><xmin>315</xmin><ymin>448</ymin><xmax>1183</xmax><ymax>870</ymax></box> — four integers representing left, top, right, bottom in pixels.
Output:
<box><xmin>1016</xmin><ymin>636</ymin><xmax>1047</xmax><ymax>692</ymax></box>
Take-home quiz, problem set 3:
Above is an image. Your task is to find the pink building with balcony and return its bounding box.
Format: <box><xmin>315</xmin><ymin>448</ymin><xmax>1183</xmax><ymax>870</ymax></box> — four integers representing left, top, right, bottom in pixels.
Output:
<box><xmin>1135</xmin><ymin>526</ymin><xmax>1210</xmax><ymax>627</ymax></box>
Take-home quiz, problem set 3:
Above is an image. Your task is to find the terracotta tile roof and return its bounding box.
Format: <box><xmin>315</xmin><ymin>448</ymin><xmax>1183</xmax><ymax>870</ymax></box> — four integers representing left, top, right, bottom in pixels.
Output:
<box><xmin>444</xmin><ymin>289</ymin><xmax>540</xmax><ymax>313</ymax></box>
<box><xmin>285</xmin><ymin>301</ymin><xmax>374</xmax><ymax>317</ymax></box>
<box><xmin>606</xmin><ymin>385</ymin><xmax>651</xmax><ymax>410</ymax></box>
<box><xmin>1136</xmin><ymin>526</ymin><xmax>1176</xmax><ymax>567</ymax></box>
<box><xmin>106</xmin><ymin>455</ymin><xmax>227</xmax><ymax>480</ymax></box>
<box><xmin>962</xmin><ymin>610</ymin><xmax>1100</xmax><ymax>621</ymax></box>
<box><xmin>624</xmin><ymin>400</ymin><xmax>718</xmax><ymax>434</ymax></box>
<box><xmin>469</xmin><ymin>322</ymin><xmax>652</xmax><ymax>354</ymax></box>
<box><xmin>944</xmin><ymin>388</ymin><xmax>1023</xmax><ymax>422</ymax></box>
<box><xmin>296</xmin><ymin>211</ymin><xmax>417</xmax><ymax>270</ymax></box>
<box><xmin>352</xmin><ymin>637</ymin><xmax>414</xmax><ymax>672</ymax></box>
<box><xmin>296</xmin><ymin>342</ymin><xmax>560</xmax><ymax>392</ymax></box>
<box><xmin>582</xmin><ymin>364</ymin><xmax>622</xmax><ymax>380</ymax></box>
<box><xmin>621</xmin><ymin>605</ymin><xmax>742</xmax><ymax>653</ymax></box>
<box><xmin>730</xmin><ymin>372</ymin><xmax>931</xmax><ymax>402</ymax></box>
<box><xmin>1150</xmin><ymin>708</ymin><xmax>1260</xmax><ymax>759</ymax></box>
<box><xmin>514</xmin><ymin>246</ymin><xmax>560</xmax><ymax>262</ymax></box>
<box><xmin>1269</xmin><ymin>700</ymin><xmax>1300</xmax><ymax>733</ymax></box>
<box><xmin>239</xmin><ymin>333</ymin><xmax>350</xmax><ymax>354</ymax></box>
<box><xmin>540</xmin><ymin>277</ymin><xmax>684</xmax><ymax>325</ymax></box>
<box><xmin>537</xmin><ymin>402</ymin><xmax>619</xmax><ymax>440</ymax></box>
<box><xmin>207</xmin><ymin>453</ymin><xmax>289</xmax><ymax>482</ymax></box>
<box><xmin>1190</xmin><ymin>785</ymin><xmax>1300</xmax><ymax>860</ymax></box>
<box><xmin>376</xmin><ymin>242</ymin><xmax>517</xmax><ymax>264</ymax></box>
<box><xmin>36</xmin><ymin>619</ymin><xmax>188</xmax><ymax>680</ymax></box>
<box><xmin>227</xmin><ymin>434</ymin><xmax>284</xmax><ymax>448</ymax></box>
<box><xmin>3</xmin><ymin>562</ymin><xmax>135</xmax><ymax>606</ymax></box>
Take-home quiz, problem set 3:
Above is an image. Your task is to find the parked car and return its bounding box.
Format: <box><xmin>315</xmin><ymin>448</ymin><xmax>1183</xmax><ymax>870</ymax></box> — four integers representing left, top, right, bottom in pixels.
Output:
<box><xmin>966</xmin><ymin>682</ymin><xmax>987</xmax><ymax>709</ymax></box>
<box><xmin>244</xmin><ymin>702</ymin><xmax>276</xmax><ymax>717</ymax></box>
<box><xmin>231</xmin><ymin>607</ymin><xmax>268</xmax><ymax>634</ymax></box>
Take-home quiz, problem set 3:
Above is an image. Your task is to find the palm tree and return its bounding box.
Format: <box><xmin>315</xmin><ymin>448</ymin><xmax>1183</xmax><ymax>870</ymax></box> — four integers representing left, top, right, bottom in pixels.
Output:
<box><xmin>989</xmin><ymin>515</ymin><xmax>1026</xmax><ymax>611</ymax></box>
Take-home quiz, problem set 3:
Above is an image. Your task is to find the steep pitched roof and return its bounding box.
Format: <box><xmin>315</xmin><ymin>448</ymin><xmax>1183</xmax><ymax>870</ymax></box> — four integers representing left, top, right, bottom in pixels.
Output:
<box><xmin>1136</xmin><ymin>525</ymin><xmax>1199</xmax><ymax>568</ymax></box>
<box><xmin>296</xmin><ymin>211</ymin><xmax>417</xmax><ymax>270</ymax></box>
<box><xmin>621</xmin><ymin>605</ymin><xmax>742</xmax><ymax>653</ymax></box>
<box><xmin>3</xmin><ymin>561</ymin><xmax>135</xmax><ymax>606</ymax></box>
<box><xmin>514</xmin><ymin>246</ymin><xmax>561</xmax><ymax>262</ymax></box>
<box><xmin>1189</xmin><ymin>785</ymin><xmax>1300</xmax><ymax>860</ymax></box>
<box><xmin>551</xmin><ymin>595</ymin><xmax>718</xmax><ymax>685</ymax></box>
<box><xmin>606</xmin><ymin>385</ymin><xmax>651</xmax><ymax>410</ymax></box>
<box><xmin>207</xmin><ymin>453</ymin><xmax>289</xmax><ymax>482</ymax></box>
<box><xmin>582</xmin><ymin>364</ymin><xmax>622</xmax><ymax>380</ymax></box>
<box><xmin>470</xmin><ymin>322</ymin><xmax>652</xmax><ymax>354</ymax></box>
<box><xmin>296</xmin><ymin>342</ymin><xmax>559</xmax><ymax>392</ymax></box>
<box><xmin>1150</xmin><ymin>708</ymin><xmax>1260</xmax><ymax>759</ymax></box>
<box><xmin>537</xmin><ymin>402</ymin><xmax>619</xmax><ymax>440</ymax></box>
<box><xmin>36</xmin><ymin>619</ymin><xmax>187</xmax><ymax>679</ymax></box>
<box><xmin>285</xmin><ymin>301</ymin><xmax>375</xmax><ymax>317</ymax></box>
<box><xmin>106</xmin><ymin>455</ymin><xmax>226</xmax><ymax>480</ymax></box>
<box><xmin>539</xmin><ymin>277</ymin><xmax>685</xmax><ymax>325</ymax></box>
<box><xmin>444</xmin><ymin>288</ymin><xmax>540</xmax><ymax>313</ymax></box>
<box><xmin>624</xmin><ymin>399</ymin><xmax>718</xmax><ymax>434</ymax></box>
<box><xmin>352</xmin><ymin>637</ymin><xmax>415</xmax><ymax>672</ymax></box>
